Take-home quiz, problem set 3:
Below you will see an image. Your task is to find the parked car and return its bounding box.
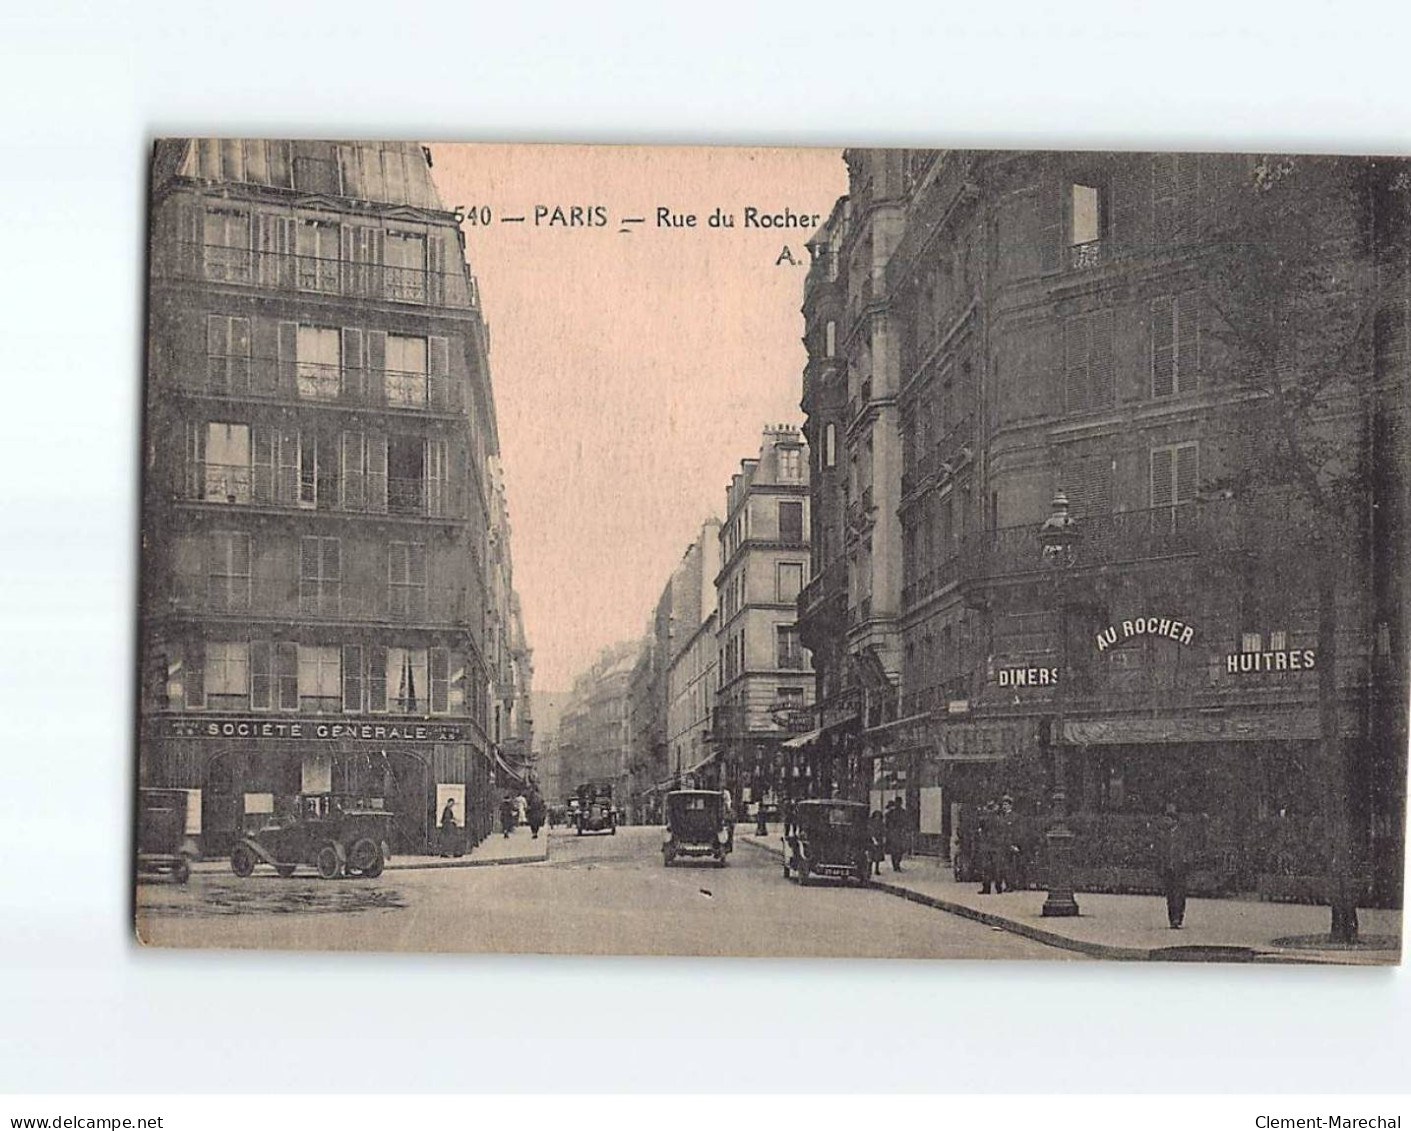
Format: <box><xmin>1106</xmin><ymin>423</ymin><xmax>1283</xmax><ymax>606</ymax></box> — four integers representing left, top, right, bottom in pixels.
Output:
<box><xmin>137</xmin><ymin>788</ymin><xmax>201</xmax><ymax>884</ymax></box>
<box><xmin>229</xmin><ymin>793</ymin><xmax>393</xmax><ymax>880</ymax></box>
<box><xmin>662</xmin><ymin>790</ymin><xmax>731</xmax><ymax>867</ymax></box>
<box><xmin>782</xmin><ymin>799</ymin><xmax>872</xmax><ymax>886</ymax></box>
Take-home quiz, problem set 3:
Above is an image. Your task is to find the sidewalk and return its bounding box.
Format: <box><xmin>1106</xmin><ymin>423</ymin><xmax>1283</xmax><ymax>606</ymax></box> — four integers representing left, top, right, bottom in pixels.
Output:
<box><xmin>738</xmin><ymin>831</ymin><xmax>1402</xmax><ymax>964</ymax></box>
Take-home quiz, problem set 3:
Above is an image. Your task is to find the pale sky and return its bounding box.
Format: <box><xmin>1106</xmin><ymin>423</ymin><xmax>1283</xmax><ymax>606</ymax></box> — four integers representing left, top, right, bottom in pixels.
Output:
<box><xmin>428</xmin><ymin>144</ymin><xmax>848</xmax><ymax>691</ymax></box>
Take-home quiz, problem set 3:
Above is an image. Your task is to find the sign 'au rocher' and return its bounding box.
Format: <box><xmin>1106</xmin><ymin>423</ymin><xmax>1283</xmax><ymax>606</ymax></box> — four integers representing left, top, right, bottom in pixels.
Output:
<box><xmin>1094</xmin><ymin>617</ymin><xmax>1196</xmax><ymax>651</ymax></box>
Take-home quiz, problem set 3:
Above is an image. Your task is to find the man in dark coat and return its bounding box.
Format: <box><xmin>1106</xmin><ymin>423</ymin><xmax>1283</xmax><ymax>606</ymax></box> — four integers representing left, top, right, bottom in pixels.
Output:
<box><xmin>992</xmin><ymin>795</ymin><xmax>1019</xmax><ymax>894</ymax></box>
<box><xmin>499</xmin><ymin>795</ymin><xmax>516</xmax><ymax>838</ymax></box>
<box><xmin>527</xmin><ymin>792</ymin><xmax>547</xmax><ymax>839</ymax></box>
<box><xmin>1156</xmin><ymin>802</ymin><xmax>1192</xmax><ymax>928</ymax></box>
<box><xmin>883</xmin><ymin>798</ymin><xmax>908</xmax><ymax>872</ymax></box>
<box><xmin>975</xmin><ymin>800</ymin><xmax>998</xmax><ymax>894</ymax></box>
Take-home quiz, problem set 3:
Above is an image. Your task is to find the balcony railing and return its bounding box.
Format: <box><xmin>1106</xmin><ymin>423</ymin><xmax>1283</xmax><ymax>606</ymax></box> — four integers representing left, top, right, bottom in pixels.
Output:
<box><xmin>799</xmin><ymin>558</ymin><xmax>846</xmax><ymax>618</ymax></box>
<box><xmin>171</xmin><ymin>242</ymin><xmax>481</xmax><ymax>311</ymax></box>
<box><xmin>187</xmin><ymin>355</ymin><xmax>463</xmax><ymax>414</ymax></box>
<box><xmin>166</xmin><ymin>576</ymin><xmax>470</xmax><ymax>626</ymax></box>
<box><xmin>184</xmin><ymin>464</ymin><xmax>458</xmax><ymax>520</ymax></box>
<box><xmin>1069</xmin><ymin>239</ymin><xmax>1103</xmax><ymax>271</ymax></box>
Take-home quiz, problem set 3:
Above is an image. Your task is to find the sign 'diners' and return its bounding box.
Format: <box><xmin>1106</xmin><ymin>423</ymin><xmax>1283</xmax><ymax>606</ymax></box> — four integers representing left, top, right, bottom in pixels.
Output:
<box><xmin>1095</xmin><ymin>617</ymin><xmax>1195</xmax><ymax>652</ymax></box>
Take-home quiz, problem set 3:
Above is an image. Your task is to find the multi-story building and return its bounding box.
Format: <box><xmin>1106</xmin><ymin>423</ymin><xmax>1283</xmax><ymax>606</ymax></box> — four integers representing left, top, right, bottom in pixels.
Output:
<box><xmin>139</xmin><ymin>139</ymin><xmax>509</xmax><ymax>855</ymax></box>
<box><xmin>800</xmin><ymin>149</ymin><xmax>1407</xmax><ymax>903</ymax></box>
<box><xmin>654</xmin><ymin>519</ymin><xmax>723</xmax><ymax>792</ymax></box>
<box><xmin>557</xmin><ymin>641</ymin><xmax>639</xmax><ymax>802</ymax></box>
<box><xmin>712</xmin><ymin>426</ymin><xmax>815</xmax><ymax>813</ymax></box>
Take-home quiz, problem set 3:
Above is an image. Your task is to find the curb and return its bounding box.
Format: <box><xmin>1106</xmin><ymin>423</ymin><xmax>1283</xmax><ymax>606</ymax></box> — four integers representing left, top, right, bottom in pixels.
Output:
<box><xmin>385</xmin><ymin>844</ymin><xmax>549</xmax><ymax>871</ymax></box>
<box><xmin>737</xmin><ymin>835</ymin><xmax>1225</xmax><ymax>962</ymax></box>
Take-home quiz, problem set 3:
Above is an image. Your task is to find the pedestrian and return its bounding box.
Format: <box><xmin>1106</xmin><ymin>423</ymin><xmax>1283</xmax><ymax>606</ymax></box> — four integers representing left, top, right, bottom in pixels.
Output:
<box><xmin>993</xmin><ymin>795</ymin><xmax>1019</xmax><ymax>894</ymax></box>
<box><xmin>439</xmin><ymin>796</ymin><xmax>462</xmax><ymax>858</ymax></box>
<box><xmin>527</xmin><ymin>792</ymin><xmax>547</xmax><ymax>839</ymax></box>
<box><xmin>975</xmin><ymin>800</ymin><xmax>999</xmax><ymax>894</ymax></box>
<box><xmin>868</xmin><ymin>809</ymin><xmax>885</xmax><ymax>875</ymax></box>
<box><xmin>1156</xmin><ymin>801</ymin><xmax>1191</xmax><ymax>929</ymax></box>
<box><xmin>499</xmin><ymin>795</ymin><xmax>516</xmax><ymax>838</ymax></box>
<box><xmin>783</xmin><ymin>795</ymin><xmax>798</xmax><ymax>838</ymax></box>
<box><xmin>884</xmin><ymin>798</ymin><xmax>907</xmax><ymax>872</ymax></box>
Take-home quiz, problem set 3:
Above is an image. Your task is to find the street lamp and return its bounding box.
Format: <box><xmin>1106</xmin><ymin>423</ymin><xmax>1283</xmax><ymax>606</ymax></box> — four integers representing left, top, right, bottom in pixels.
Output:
<box><xmin>1038</xmin><ymin>491</ymin><xmax>1081</xmax><ymax>918</ymax></box>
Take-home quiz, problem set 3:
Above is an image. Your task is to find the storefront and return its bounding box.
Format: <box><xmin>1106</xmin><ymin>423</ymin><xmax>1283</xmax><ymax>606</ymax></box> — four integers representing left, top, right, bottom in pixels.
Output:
<box><xmin>141</xmin><ymin>715</ymin><xmax>494</xmax><ymax>856</ymax></box>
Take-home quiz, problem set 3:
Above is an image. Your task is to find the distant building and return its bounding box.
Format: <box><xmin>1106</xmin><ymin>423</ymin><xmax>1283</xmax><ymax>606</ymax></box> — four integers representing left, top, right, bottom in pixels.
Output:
<box><xmin>556</xmin><ymin>641</ymin><xmax>640</xmax><ymax>803</ymax></box>
<box><xmin>666</xmin><ymin>520</ymin><xmax>723</xmax><ymax>795</ymax></box>
<box><xmin>711</xmin><ymin>426</ymin><xmax>815</xmax><ymax>814</ymax></box>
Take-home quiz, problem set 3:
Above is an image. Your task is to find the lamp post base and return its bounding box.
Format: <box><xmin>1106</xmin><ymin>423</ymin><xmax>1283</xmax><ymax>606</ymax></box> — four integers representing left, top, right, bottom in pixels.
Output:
<box><xmin>1042</xmin><ymin>820</ymin><xmax>1080</xmax><ymax>917</ymax></box>
<box><xmin>1041</xmin><ymin>891</ymin><xmax>1081</xmax><ymax>917</ymax></box>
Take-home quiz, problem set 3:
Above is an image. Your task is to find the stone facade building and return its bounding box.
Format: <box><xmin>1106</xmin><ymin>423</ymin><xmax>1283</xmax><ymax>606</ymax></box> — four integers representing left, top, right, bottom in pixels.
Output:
<box><xmin>139</xmin><ymin>139</ymin><xmax>514</xmax><ymax>855</ymax></box>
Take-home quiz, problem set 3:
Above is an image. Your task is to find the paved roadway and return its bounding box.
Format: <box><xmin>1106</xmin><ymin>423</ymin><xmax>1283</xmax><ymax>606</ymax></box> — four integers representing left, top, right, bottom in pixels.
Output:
<box><xmin>136</xmin><ymin>826</ymin><xmax>1078</xmax><ymax>959</ymax></box>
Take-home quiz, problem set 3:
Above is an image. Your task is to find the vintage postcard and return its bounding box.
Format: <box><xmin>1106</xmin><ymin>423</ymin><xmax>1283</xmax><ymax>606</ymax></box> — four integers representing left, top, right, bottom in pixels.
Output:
<box><xmin>135</xmin><ymin>141</ymin><xmax>1407</xmax><ymax>963</ymax></box>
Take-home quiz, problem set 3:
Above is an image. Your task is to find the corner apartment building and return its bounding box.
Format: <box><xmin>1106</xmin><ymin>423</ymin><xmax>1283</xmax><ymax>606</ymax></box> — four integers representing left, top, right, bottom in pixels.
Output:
<box><xmin>801</xmin><ymin>149</ymin><xmax>1407</xmax><ymax>902</ymax></box>
<box><xmin>139</xmin><ymin>139</ymin><xmax>510</xmax><ymax>855</ymax></box>
<box><xmin>711</xmin><ymin>426</ymin><xmax>816</xmax><ymax>813</ymax></box>
<box><xmin>664</xmin><ymin>519</ymin><xmax>723</xmax><ymax>792</ymax></box>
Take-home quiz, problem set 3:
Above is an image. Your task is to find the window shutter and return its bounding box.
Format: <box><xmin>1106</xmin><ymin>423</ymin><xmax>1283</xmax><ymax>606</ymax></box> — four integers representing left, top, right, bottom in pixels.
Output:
<box><xmin>276</xmin><ymin>321</ymin><xmax>298</xmax><ymax>396</ymax></box>
<box><xmin>251</xmin><ymin>640</ymin><xmax>272</xmax><ymax>710</ymax></box>
<box><xmin>1175</xmin><ymin>443</ymin><xmax>1198</xmax><ymax>504</ymax></box>
<box><xmin>1150</xmin><ymin>448</ymin><xmax>1174</xmax><ymax>508</ymax></box>
<box><xmin>1090</xmin><ymin>310</ymin><xmax>1115</xmax><ymax>408</ymax></box>
<box><xmin>275</xmin><ymin>641</ymin><xmax>298</xmax><ymax>710</ymax></box>
<box><xmin>1151</xmin><ymin>296</ymin><xmax>1175</xmax><ymax>397</ymax></box>
<box><xmin>366</xmin><ymin>330</ymin><xmax>387</xmax><ymax>404</ymax></box>
<box><xmin>185</xmin><ymin>640</ymin><xmax>205</xmax><ymax>709</ymax></box>
<box><xmin>340</xmin><ymin>431</ymin><xmax>365</xmax><ymax>510</ymax></box>
<box><xmin>278</xmin><ymin>429</ymin><xmax>300</xmax><ymax>504</ymax></box>
<box><xmin>367</xmin><ymin>432</ymin><xmax>388</xmax><ymax>512</ymax></box>
<box><xmin>369</xmin><ymin>645</ymin><xmax>388</xmax><ymax>712</ymax></box>
<box><xmin>427</xmin><ymin>232</ymin><xmax>446</xmax><ymax>305</ymax></box>
<box><xmin>1064</xmin><ymin>316</ymin><xmax>1090</xmax><ymax>412</ymax></box>
<box><xmin>1152</xmin><ymin>155</ymin><xmax>1177</xmax><ymax>245</ymax></box>
<box><xmin>299</xmin><ymin>536</ymin><xmax>318</xmax><ymax>614</ymax></box>
<box><xmin>426</xmin><ymin>439</ymin><xmax>446</xmax><ymax>518</ymax></box>
<box><xmin>1065</xmin><ymin>456</ymin><xmax>1114</xmax><ymax>519</ymax></box>
<box><xmin>1037</xmin><ymin>179</ymin><xmax>1062</xmax><ymax>274</ymax></box>
<box><xmin>186</xmin><ymin>421</ymin><xmax>205</xmax><ymax>499</ymax></box>
<box><xmin>252</xmin><ymin>427</ymin><xmax>276</xmax><ymax>503</ymax></box>
<box><xmin>1177</xmin><ymin>155</ymin><xmax>1201</xmax><ymax>240</ymax></box>
<box><xmin>342</xmin><ymin>645</ymin><xmax>363</xmax><ymax>713</ymax></box>
<box><xmin>341</xmin><ymin>327</ymin><xmax>364</xmax><ymax>402</ymax></box>
<box><xmin>428</xmin><ymin>335</ymin><xmax>450</xmax><ymax>409</ymax></box>
<box><xmin>1175</xmin><ymin>294</ymin><xmax>1200</xmax><ymax>393</ymax></box>
<box><xmin>431</xmin><ymin>647</ymin><xmax>449</xmax><ymax>714</ymax></box>
<box><xmin>206</xmin><ymin>315</ymin><xmax>229</xmax><ymax>392</ymax></box>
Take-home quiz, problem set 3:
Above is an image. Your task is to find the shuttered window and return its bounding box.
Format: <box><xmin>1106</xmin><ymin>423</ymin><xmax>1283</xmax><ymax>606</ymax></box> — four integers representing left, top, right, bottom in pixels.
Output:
<box><xmin>342</xmin><ymin>645</ymin><xmax>363</xmax><ymax>713</ymax></box>
<box><xmin>205</xmin><ymin>315</ymin><xmax>251</xmax><ymax>394</ymax></box>
<box><xmin>1063</xmin><ymin>455</ymin><xmax>1115</xmax><ymax>518</ymax></box>
<box><xmin>1151</xmin><ymin>294</ymin><xmax>1200</xmax><ymax>397</ymax></box>
<box><xmin>299</xmin><ymin>536</ymin><xmax>341</xmax><ymax>616</ymax></box>
<box><xmin>369</xmin><ymin>645</ymin><xmax>388</xmax><ymax>713</ymax></box>
<box><xmin>297</xmin><ymin>645</ymin><xmax>342</xmax><ymax>711</ymax></box>
<box><xmin>389</xmin><ymin>542</ymin><xmax>428</xmax><ymax>619</ymax></box>
<box><xmin>1152</xmin><ymin>155</ymin><xmax>1201</xmax><ymax>245</ymax></box>
<box><xmin>251</xmin><ymin>640</ymin><xmax>273</xmax><ymax>710</ymax></box>
<box><xmin>276</xmin><ymin>642</ymin><xmax>299</xmax><ymax>711</ymax></box>
<box><xmin>1063</xmin><ymin>310</ymin><xmax>1115</xmax><ymax>412</ymax></box>
<box><xmin>208</xmin><ymin>531</ymin><xmax>251</xmax><ymax>612</ymax></box>
<box><xmin>1150</xmin><ymin>442</ymin><xmax>1199</xmax><ymax>510</ymax></box>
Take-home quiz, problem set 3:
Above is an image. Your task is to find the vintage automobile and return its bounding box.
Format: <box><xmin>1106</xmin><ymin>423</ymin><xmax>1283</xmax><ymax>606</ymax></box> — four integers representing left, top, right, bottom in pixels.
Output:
<box><xmin>782</xmin><ymin>799</ymin><xmax>873</xmax><ymax>886</ymax></box>
<box><xmin>661</xmin><ymin>789</ymin><xmax>732</xmax><ymax>867</ymax></box>
<box><xmin>574</xmin><ymin>782</ymin><xmax>617</xmax><ymax>835</ymax></box>
<box><xmin>137</xmin><ymin>788</ymin><xmax>201</xmax><ymax>884</ymax></box>
<box><xmin>229</xmin><ymin>793</ymin><xmax>394</xmax><ymax>880</ymax></box>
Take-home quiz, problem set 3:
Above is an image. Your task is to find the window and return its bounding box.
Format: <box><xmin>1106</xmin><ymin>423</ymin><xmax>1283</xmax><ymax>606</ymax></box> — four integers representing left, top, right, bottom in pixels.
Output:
<box><xmin>206</xmin><ymin>642</ymin><xmax>249</xmax><ymax>707</ymax></box>
<box><xmin>824</xmin><ymin>422</ymin><xmax>837</xmax><ymax>468</ymax></box>
<box><xmin>296</xmin><ymin>325</ymin><xmax>341</xmax><ymax>400</ymax></box>
<box><xmin>296</xmin><ymin>219</ymin><xmax>340</xmax><ymax>293</ymax></box>
<box><xmin>208</xmin><ymin>531</ymin><xmax>251</xmax><ymax>611</ymax></box>
<box><xmin>297</xmin><ymin>434</ymin><xmax>319</xmax><ymax>508</ymax></box>
<box><xmin>297</xmin><ymin>645</ymin><xmax>341</xmax><ymax>712</ymax></box>
<box><xmin>385</xmin><ymin>334</ymin><xmax>429</xmax><ymax>407</ymax></box>
<box><xmin>1150</xmin><ymin>442</ymin><xmax>1198</xmax><ymax>513</ymax></box>
<box><xmin>1070</xmin><ymin>183</ymin><xmax>1103</xmax><ymax>246</ymax></box>
<box><xmin>777</xmin><ymin>686</ymin><xmax>804</xmax><ymax>708</ymax></box>
<box><xmin>1151</xmin><ymin>295</ymin><xmax>1200</xmax><ymax>397</ymax></box>
<box><xmin>389</xmin><ymin>542</ymin><xmax>428</xmax><ymax>619</ymax></box>
<box><xmin>200</xmin><ymin>423</ymin><xmax>251</xmax><ymax>503</ymax></box>
<box><xmin>251</xmin><ymin>641</ymin><xmax>272</xmax><ymax>710</ymax></box>
<box><xmin>776</xmin><ymin>625</ymin><xmax>805</xmax><ymax>669</ymax></box>
<box><xmin>778</xmin><ymin>446</ymin><xmax>803</xmax><ymax>483</ymax></box>
<box><xmin>430</xmin><ymin>647</ymin><xmax>450</xmax><ymax>714</ymax></box>
<box><xmin>203</xmin><ymin>207</ymin><xmax>251</xmax><ymax>282</ymax></box>
<box><xmin>277</xmin><ymin>641</ymin><xmax>298</xmax><ymax>710</ymax></box>
<box><xmin>388</xmin><ymin>436</ymin><xmax>427</xmax><ymax>515</ymax></box>
<box><xmin>206</xmin><ymin>315</ymin><xmax>251</xmax><ymax>394</ymax></box>
<box><xmin>777</xmin><ymin>561</ymin><xmax>804</xmax><ymax>603</ymax></box>
<box><xmin>388</xmin><ymin>647</ymin><xmax>429</xmax><ymax>713</ymax></box>
<box><xmin>385</xmin><ymin>231</ymin><xmax>426</xmax><ymax>302</ymax></box>
<box><xmin>341</xmin><ymin>431</ymin><xmax>387</xmax><ymax>512</ymax></box>
<box><xmin>299</xmin><ymin>537</ymin><xmax>341</xmax><ymax>616</ymax></box>
<box><xmin>1063</xmin><ymin>310</ymin><xmax>1115</xmax><ymax>412</ymax></box>
<box><xmin>1152</xmin><ymin>155</ymin><xmax>1200</xmax><ymax>244</ymax></box>
<box><xmin>778</xmin><ymin>500</ymin><xmax>804</xmax><ymax>541</ymax></box>
<box><xmin>825</xmin><ymin>320</ymin><xmax>837</xmax><ymax>358</ymax></box>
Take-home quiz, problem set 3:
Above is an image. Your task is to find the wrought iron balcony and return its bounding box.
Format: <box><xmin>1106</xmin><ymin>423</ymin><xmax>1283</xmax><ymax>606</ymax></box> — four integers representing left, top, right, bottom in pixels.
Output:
<box><xmin>165</xmin><ymin>576</ymin><xmax>471</xmax><ymax>627</ymax></box>
<box><xmin>181</xmin><ymin>464</ymin><xmax>459</xmax><ymax>521</ymax></box>
<box><xmin>184</xmin><ymin>355</ymin><xmax>463</xmax><ymax>414</ymax></box>
<box><xmin>1069</xmin><ymin>239</ymin><xmax>1103</xmax><ymax>271</ymax></box>
<box><xmin>170</xmin><ymin>241</ymin><xmax>481</xmax><ymax>311</ymax></box>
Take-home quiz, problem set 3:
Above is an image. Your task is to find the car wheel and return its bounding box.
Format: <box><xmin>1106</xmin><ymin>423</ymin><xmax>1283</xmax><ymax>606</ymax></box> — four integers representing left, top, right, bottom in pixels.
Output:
<box><xmin>230</xmin><ymin>845</ymin><xmax>256</xmax><ymax>878</ymax></box>
<box><xmin>349</xmin><ymin>837</ymin><xmax>382</xmax><ymax>877</ymax></box>
<box><xmin>172</xmin><ymin>858</ymin><xmax>191</xmax><ymax>885</ymax></box>
<box><xmin>315</xmin><ymin>844</ymin><xmax>342</xmax><ymax>880</ymax></box>
<box><xmin>276</xmin><ymin>864</ymin><xmax>297</xmax><ymax>878</ymax></box>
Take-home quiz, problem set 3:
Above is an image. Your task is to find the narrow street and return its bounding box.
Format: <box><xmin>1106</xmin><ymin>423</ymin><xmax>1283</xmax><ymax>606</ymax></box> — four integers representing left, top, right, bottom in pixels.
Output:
<box><xmin>136</xmin><ymin>827</ymin><xmax>1080</xmax><ymax>960</ymax></box>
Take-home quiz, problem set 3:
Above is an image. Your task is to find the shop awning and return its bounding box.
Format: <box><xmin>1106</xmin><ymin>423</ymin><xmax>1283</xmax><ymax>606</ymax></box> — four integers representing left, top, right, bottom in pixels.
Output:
<box><xmin>781</xmin><ymin>727</ymin><xmax>822</xmax><ymax>749</ymax></box>
<box><xmin>494</xmin><ymin>751</ymin><xmax>529</xmax><ymax>784</ymax></box>
<box><xmin>683</xmin><ymin>751</ymin><xmax>719</xmax><ymax>776</ymax></box>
